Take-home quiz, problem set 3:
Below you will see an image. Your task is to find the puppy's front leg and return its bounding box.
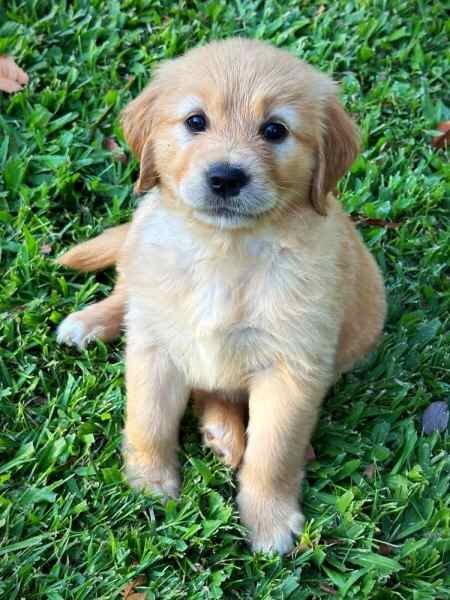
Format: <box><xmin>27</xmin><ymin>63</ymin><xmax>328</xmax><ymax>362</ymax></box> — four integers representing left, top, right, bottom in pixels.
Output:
<box><xmin>123</xmin><ymin>336</ymin><xmax>189</xmax><ymax>500</ymax></box>
<box><xmin>238</xmin><ymin>367</ymin><xmax>328</xmax><ymax>554</ymax></box>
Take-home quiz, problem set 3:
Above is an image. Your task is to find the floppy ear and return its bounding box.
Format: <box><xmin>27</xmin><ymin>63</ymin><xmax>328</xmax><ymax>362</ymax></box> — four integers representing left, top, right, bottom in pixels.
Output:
<box><xmin>121</xmin><ymin>84</ymin><xmax>159</xmax><ymax>194</ymax></box>
<box><xmin>310</xmin><ymin>95</ymin><xmax>360</xmax><ymax>215</ymax></box>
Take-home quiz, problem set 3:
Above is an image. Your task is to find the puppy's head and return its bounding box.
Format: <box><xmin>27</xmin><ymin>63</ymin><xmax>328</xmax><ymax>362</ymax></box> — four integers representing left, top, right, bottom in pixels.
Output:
<box><xmin>122</xmin><ymin>38</ymin><xmax>359</xmax><ymax>229</ymax></box>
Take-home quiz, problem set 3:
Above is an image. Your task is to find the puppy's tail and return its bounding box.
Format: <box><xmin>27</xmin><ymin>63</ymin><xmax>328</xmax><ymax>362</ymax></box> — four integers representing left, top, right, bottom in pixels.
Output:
<box><xmin>56</xmin><ymin>223</ymin><xmax>130</xmax><ymax>272</ymax></box>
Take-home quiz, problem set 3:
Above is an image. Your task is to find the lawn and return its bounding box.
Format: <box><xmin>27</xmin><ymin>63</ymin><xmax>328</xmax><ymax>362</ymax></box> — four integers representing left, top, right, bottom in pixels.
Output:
<box><xmin>0</xmin><ymin>0</ymin><xmax>449</xmax><ymax>598</ymax></box>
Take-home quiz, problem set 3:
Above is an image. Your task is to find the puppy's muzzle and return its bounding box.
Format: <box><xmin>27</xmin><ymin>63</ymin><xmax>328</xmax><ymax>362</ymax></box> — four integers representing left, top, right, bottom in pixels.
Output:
<box><xmin>207</xmin><ymin>163</ymin><xmax>250</xmax><ymax>199</ymax></box>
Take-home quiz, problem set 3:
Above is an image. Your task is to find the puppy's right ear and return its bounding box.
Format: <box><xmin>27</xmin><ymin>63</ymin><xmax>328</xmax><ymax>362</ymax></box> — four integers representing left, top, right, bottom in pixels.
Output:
<box><xmin>121</xmin><ymin>84</ymin><xmax>159</xmax><ymax>194</ymax></box>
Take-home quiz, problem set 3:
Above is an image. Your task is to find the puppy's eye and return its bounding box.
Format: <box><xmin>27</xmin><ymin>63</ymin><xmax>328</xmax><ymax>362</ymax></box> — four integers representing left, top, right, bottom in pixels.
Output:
<box><xmin>185</xmin><ymin>114</ymin><xmax>207</xmax><ymax>133</ymax></box>
<box><xmin>261</xmin><ymin>122</ymin><xmax>288</xmax><ymax>143</ymax></box>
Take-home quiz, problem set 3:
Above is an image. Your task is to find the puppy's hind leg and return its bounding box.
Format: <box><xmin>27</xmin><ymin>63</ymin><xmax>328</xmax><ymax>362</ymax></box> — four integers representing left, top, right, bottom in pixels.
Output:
<box><xmin>336</xmin><ymin>239</ymin><xmax>386</xmax><ymax>374</ymax></box>
<box><xmin>57</xmin><ymin>274</ymin><xmax>126</xmax><ymax>349</ymax></box>
<box><xmin>193</xmin><ymin>390</ymin><xmax>247</xmax><ymax>469</ymax></box>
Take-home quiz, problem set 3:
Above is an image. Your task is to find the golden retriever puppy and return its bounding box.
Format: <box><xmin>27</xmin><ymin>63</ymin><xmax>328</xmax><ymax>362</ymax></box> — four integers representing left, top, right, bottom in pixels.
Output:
<box><xmin>57</xmin><ymin>38</ymin><xmax>386</xmax><ymax>554</ymax></box>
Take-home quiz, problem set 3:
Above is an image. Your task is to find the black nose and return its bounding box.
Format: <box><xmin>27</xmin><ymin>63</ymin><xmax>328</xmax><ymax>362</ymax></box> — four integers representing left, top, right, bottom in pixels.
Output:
<box><xmin>207</xmin><ymin>163</ymin><xmax>250</xmax><ymax>197</ymax></box>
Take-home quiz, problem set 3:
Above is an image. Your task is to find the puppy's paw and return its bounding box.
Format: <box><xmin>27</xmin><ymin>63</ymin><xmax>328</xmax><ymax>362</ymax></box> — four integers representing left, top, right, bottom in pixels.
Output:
<box><xmin>124</xmin><ymin>447</ymin><xmax>180</xmax><ymax>501</ymax></box>
<box><xmin>237</xmin><ymin>489</ymin><xmax>304</xmax><ymax>555</ymax></box>
<box><xmin>57</xmin><ymin>313</ymin><xmax>104</xmax><ymax>349</ymax></box>
<box><xmin>202</xmin><ymin>418</ymin><xmax>245</xmax><ymax>469</ymax></box>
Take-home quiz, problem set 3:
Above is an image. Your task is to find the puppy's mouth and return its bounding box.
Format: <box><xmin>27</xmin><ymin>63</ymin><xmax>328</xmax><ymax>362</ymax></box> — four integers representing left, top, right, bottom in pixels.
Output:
<box><xmin>202</xmin><ymin>205</ymin><xmax>256</xmax><ymax>219</ymax></box>
<box><xmin>193</xmin><ymin>203</ymin><xmax>263</xmax><ymax>229</ymax></box>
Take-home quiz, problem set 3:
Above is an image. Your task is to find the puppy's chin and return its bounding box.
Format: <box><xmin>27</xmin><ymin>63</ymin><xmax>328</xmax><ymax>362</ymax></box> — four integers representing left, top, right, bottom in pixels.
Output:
<box><xmin>193</xmin><ymin>207</ymin><xmax>259</xmax><ymax>230</ymax></box>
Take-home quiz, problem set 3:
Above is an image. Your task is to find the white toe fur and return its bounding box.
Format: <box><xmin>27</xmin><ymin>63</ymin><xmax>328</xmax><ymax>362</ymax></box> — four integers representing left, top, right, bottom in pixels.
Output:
<box><xmin>237</xmin><ymin>488</ymin><xmax>304</xmax><ymax>555</ymax></box>
<box><xmin>250</xmin><ymin>509</ymin><xmax>304</xmax><ymax>555</ymax></box>
<box><xmin>56</xmin><ymin>314</ymin><xmax>103</xmax><ymax>349</ymax></box>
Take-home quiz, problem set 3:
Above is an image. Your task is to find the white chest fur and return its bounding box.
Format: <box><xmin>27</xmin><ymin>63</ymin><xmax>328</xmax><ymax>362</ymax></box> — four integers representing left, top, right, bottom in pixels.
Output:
<box><xmin>125</xmin><ymin>196</ymin><xmax>340</xmax><ymax>390</ymax></box>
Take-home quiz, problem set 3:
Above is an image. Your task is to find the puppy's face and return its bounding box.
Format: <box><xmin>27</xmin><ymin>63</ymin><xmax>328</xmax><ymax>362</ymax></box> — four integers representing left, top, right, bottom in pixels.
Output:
<box><xmin>158</xmin><ymin>94</ymin><xmax>299</xmax><ymax>229</ymax></box>
<box><xmin>123</xmin><ymin>39</ymin><xmax>359</xmax><ymax>229</ymax></box>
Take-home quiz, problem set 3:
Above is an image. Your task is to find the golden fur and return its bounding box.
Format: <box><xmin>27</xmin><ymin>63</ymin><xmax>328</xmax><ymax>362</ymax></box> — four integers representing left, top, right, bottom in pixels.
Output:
<box><xmin>56</xmin><ymin>38</ymin><xmax>386</xmax><ymax>554</ymax></box>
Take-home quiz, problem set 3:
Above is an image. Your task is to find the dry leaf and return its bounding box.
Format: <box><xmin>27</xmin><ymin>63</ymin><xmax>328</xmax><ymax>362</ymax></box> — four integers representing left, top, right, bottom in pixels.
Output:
<box><xmin>351</xmin><ymin>214</ymin><xmax>401</xmax><ymax>229</ymax></box>
<box><xmin>432</xmin><ymin>121</ymin><xmax>450</xmax><ymax>149</ymax></box>
<box><xmin>0</xmin><ymin>55</ymin><xmax>29</xmax><ymax>93</ymax></box>
<box><xmin>103</xmin><ymin>137</ymin><xmax>128</xmax><ymax>164</ymax></box>
<box><xmin>123</xmin><ymin>574</ymin><xmax>147</xmax><ymax>599</ymax></box>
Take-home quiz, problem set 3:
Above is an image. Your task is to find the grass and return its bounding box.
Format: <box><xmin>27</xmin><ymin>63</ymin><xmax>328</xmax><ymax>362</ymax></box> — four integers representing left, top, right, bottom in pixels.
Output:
<box><xmin>0</xmin><ymin>0</ymin><xmax>449</xmax><ymax>598</ymax></box>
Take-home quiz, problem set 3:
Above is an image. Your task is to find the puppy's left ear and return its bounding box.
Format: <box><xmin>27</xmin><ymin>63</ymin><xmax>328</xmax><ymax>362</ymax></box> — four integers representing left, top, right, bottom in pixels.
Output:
<box><xmin>121</xmin><ymin>84</ymin><xmax>159</xmax><ymax>194</ymax></box>
<box><xmin>310</xmin><ymin>94</ymin><xmax>360</xmax><ymax>215</ymax></box>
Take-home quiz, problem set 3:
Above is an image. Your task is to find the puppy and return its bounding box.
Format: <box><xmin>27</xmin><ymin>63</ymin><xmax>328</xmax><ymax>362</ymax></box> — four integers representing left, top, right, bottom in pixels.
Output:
<box><xmin>57</xmin><ymin>38</ymin><xmax>386</xmax><ymax>554</ymax></box>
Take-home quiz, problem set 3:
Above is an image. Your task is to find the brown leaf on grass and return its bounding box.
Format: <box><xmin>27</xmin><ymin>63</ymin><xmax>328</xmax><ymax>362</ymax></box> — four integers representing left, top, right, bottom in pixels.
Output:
<box><xmin>0</xmin><ymin>55</ymin><xmax>29</xmax><ymax>93</ymax></box>
<box><xmin>123</xmin><ymin>574</ymin><xmax>147</xmax><ymax>599</ymax></box>
<box><xmin>364</xmin><ymin>463</ymin><xmax>375</xmax><ymax>480</ymax></box>
<box><xmin>351</xmin><ymin>214</ymin><xmax>401</xmax><ymax>229</ymax></box>
<box><xmin>432</xmin><ymin>121</ymin><xmax>450</xmax><ymax>149</ymax></box>
<box><xmin>103</xmin><ymin>137</ymin><xmax>128</xmax><ymax>164</ymax></box>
